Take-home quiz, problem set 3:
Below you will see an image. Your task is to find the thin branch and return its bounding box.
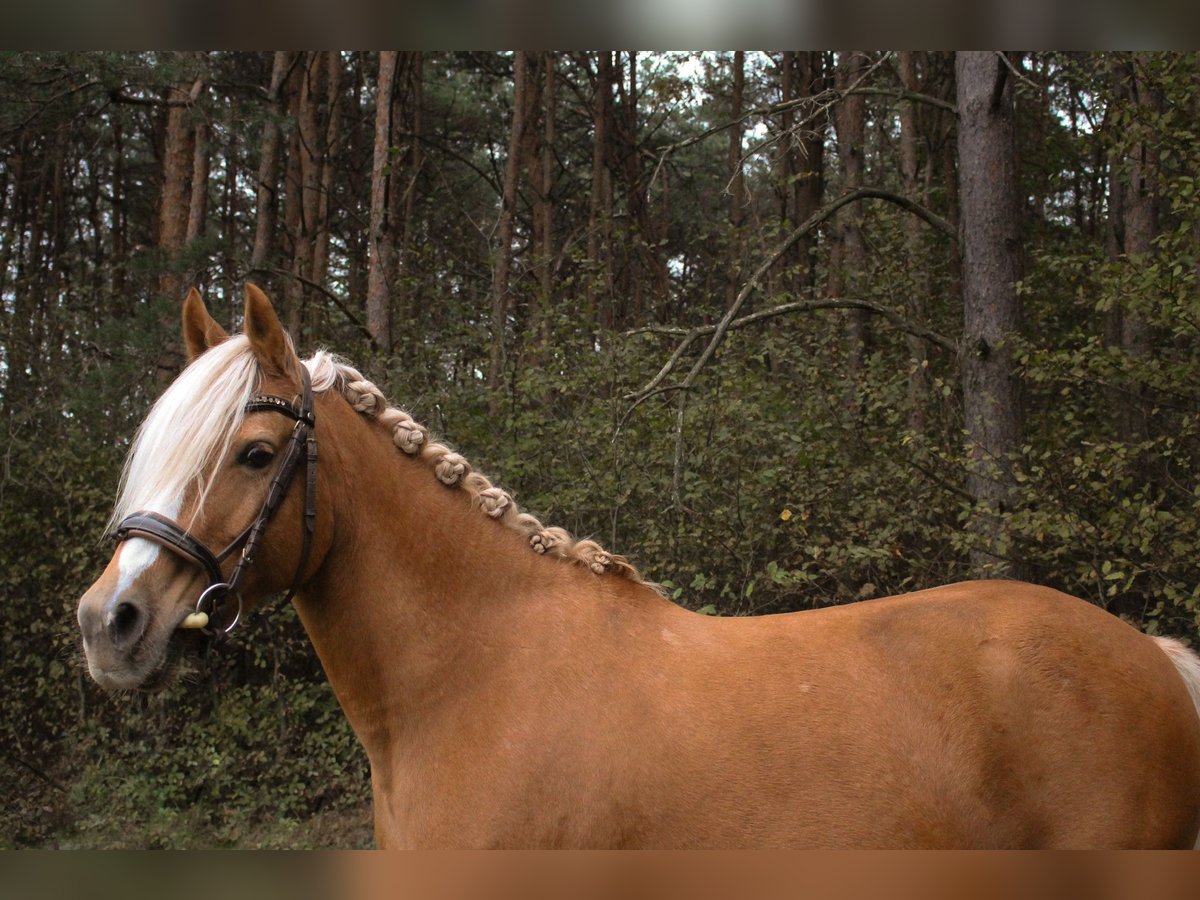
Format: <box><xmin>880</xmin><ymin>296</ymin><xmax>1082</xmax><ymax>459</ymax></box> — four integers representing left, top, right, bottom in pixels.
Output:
<box><xmin>396</xmin><ymin>130</ymin><xmax>502</xmax><ymax>195</ymax></box>
<box><xmin>649</xmin><ymin>53</ymin><xmax>921</xmax><ymax>190</ymax></box>
<box><xmin>107</xmin><ymin>83</ymin><xmax>200</xmax><ymax>109</ymax></box>
<box><xmin>632</xmin><ymin>293</ymin><xmax>959</xmax><ymax>509</ymax></box>
<box><xmin>629</xmin><ymin>176</ymin><xmax>957</xmax><ymax>511</ymax></box>
<box><xmin>632</xmin><ymin>297</ymin><xmax>956</xmax><ymax>354</ymax></box>
<box><xmin>996</xmin><ymin>51</ymin><xmax>1042</xmax><ymax>94</ymax></box>
<box><xmin>626</xmin><ymin>185</ymin><xmax>954</xmax><ymax>403</ymax></box>
<box><xmin>614</xmin><ymin>382</ymin><xmax>688</xmax><ymax>436</ymax></box>
<box><xmin>2</xmin><ymin>747</ymin><xmax>67</xmax><ymax>793</ymax></box>
<box><xmin>2</xmin><ymin>78</ymin><xmax>101</xmax><ymax>135</ymax></box>
<box><xmin>741</xmin><ymin>84</ymin><xmax>956</xmax><ymax>171</ymax></box>
<box><xmin>851</xmin><ymin>85</ymin><xmax>956</xmax><ymax>113</ymax></box>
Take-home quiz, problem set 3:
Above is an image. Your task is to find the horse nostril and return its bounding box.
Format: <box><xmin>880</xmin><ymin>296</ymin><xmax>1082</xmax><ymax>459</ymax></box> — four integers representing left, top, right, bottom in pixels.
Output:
<box><xmin>106</xmin><ymin>600</ymin><xmax>147</xmax><ymax>649</ymax></box>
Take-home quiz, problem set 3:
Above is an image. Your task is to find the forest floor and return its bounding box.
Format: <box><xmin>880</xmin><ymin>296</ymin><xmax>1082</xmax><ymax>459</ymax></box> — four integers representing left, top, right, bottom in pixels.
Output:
<box><xmin>4</xmin><ymin>779</ymin><xmax>376</xmax><ymax>849</ymax></box>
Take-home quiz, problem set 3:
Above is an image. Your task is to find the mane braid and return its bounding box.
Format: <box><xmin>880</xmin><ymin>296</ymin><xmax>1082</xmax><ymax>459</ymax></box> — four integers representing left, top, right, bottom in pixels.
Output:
<box><xmin>304</xmin><ymin>351</ymin><xmax>652</xmax><ymax>587</ymax></box>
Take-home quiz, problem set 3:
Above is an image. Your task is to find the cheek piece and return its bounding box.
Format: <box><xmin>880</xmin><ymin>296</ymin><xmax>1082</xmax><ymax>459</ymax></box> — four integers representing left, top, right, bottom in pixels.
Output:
<box><xmin>112</xmin><ymin>365</ymin><xmax>317</xmax><ymax>638</ymax></box>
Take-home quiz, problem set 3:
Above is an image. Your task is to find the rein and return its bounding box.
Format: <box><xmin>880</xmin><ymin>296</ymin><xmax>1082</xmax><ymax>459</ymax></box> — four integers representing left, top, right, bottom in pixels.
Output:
<box><xmin>113</xmin><ymin>366</ymin><xmax>317</xmax><ymax>638</ymax></box>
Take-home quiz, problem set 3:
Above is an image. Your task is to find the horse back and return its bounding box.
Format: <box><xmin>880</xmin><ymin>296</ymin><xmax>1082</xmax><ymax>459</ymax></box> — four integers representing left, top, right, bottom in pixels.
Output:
<box><xmin>635</xmin><ymin>580</ymin><xmax>1200</xmax><ymax>848</ymax></box>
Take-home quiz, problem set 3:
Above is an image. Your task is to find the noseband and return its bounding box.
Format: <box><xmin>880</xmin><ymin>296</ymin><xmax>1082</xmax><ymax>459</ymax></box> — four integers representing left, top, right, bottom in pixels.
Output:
<box><xmin>113</xmin><ymin>366</ymin><xmax>317</xmax><ymax>638</ymax></box>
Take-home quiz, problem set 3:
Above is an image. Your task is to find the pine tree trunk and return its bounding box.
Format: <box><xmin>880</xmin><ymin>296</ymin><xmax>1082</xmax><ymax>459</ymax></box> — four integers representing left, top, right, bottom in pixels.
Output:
<box><xmin>311</xmin><ymin>52</ymin><xmax>342</xmax><ymax>296</ymax></box>
<box><xmin>396</xmin><ymin>52</ymin><xmax>424</xmax><ymax>334</ymax></box>
<box><xmin>1118</xmin><ymin>53</ymin><xmax>1160</xmax><ymax>441</ymax></box>
<box><xmin>536</xmin><ymin>51</ymin><xmax>556</xmax><ymax>343</ymax></box>
<box><xmin>185</xmin><ymin>119</ymin><xmax>208</xmax><ymax>246</ymax></box>
<box><xmin>290</xmin><ymin>52</ymin><xmax>324</xmax><ymax>337</ymax></box>
<box><xmin>281</xmin><ymin>59</ymin><xmax>305</xmax><ymax>330</ymax></box>
<box><xmin>956</xmin><ymin>50</ymin><xmax>1024</xmax><ymax>576</ymax></box>
<box><xmin>110</xmin><ymin>120</ymin><xmax>128</xmax><ymax>317</ymax></box>
<box><xmin>488</xmin><ymin>50</ymin><xmax>530</xmax><ymax>413</ymax></box>
<box><xmin>898</xmin><ymin>51</ymin><xmax>929</xmax><ymax>432</ymax></box>
<box><xmin>833</xmin><ymin>51</ymin><xmax>869</xmax><ymax>405</ymax></box>
<box><xmin>617</xmin><ymin>50</ymin><xmax>649</xmax><ymax>325</ymax></box>
<box><xmin>279</xmin><ymin>52</ymin><xmax>342</xmax><ymax>340</ymax></box>
<box><xmin>797</xmin><ymin>53</ymin><xmax>827</xmax><ymax>294</ymax></box>
<box><xmin>158</xmin><ymin>78</ymin><xmax>198</xmax><ymax>303</ymax></box>
<box><xmin>250</xmin><ymin>51</ymin><xmax>292</xmax><ymax>276</ymax></box>
<box><xmin>587</xmin><ymin>51</ymin><xmax>614</xmax><ymax>330</ymax></box>
<box><xmin>1103</xmin><ymin>97</ymin><xmax>1127</xmax><ymax>413</ymax></box>
<box><xmin>367</xmin><ymin>50</ymin><xmax>399</xmax><ymax>353</ymax></box>
<box><xmin>776</xmin><ymin>52</ymin><xmax>826</xmax><ymax>295</ymax></box>
<box><xmin>726</xmin><ymin>51</ymin><xmax>746</xmax><ymax>313</ymax></box>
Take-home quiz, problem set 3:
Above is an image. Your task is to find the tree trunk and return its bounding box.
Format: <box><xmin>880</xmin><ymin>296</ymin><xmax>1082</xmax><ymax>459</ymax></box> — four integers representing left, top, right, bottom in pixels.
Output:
<box><xmin>311</xmin><ymin>52</ymin><xmax>342</xmax><ymax>297</ymax></box>
<box><xmin>1102</xmin><ymin>88</ymin><xmax>1127</xmax><ymax>410</ymax></box>
<box><xmin>345</xmin><ymin>57</ymin><xmax>369</xmax><ymax>314</ymax></box>
<box><xmin>395</xmin><ymin>52</ymin><xmax>424</xmax><ymax>335</ymax></box>
<box><xmin>282</xmin><ymin>52</ymin><xmax>341</xmax><ymax>340</ymax></box>
<box><xmin>158</xmin><ymin>77</ymin><xmax>198</xmax><ymax>303</ymax></box>
<box><xmin>535</xmin><ymin>51</ymin><xmax>556</xmax><ymax>343</ymax></box>
<box><xmin>586</xmin><ymin>51</ymin><xmax>614</xmax><ymax>330</ymax></box>
<box><xmin>281</xmin><ymin>58</ymin><xmax>305</xmax><ymax>330</ymax></box>
<box><xmin>777</xmin><ymin>52</ymin><xmax>826</xmax><ymax>295</ymax></box>
<box><xmin>110</xmin><ymin>120</ymin><xmax>128</xmax><ymax>317</ymax></box>
<box><xmin>488</xmin><ymin>50</ymin><xmax>531</xmax><ymax>413</ymax></box>
<box><xmin>294</xmin><ymin>52</ymin><xmax>322</xmax><ymax>335</ymax></box>
<box><xmin>726</xmin><ymin>51</ymin><xmax>747</xmax><ymax>312</ymax></box>
<box><xmin>956</xmin><ymin>50</ymin><xmax>1024</xmax><ymax>576</ymax></box>
<box><xmin>898</xmin><ymin>51</ymin><xmax>929</xmax><ymax>432</ymax></box>
<box><xmin>777</xmin><ymin>51</ymin><xmax>794</xmax><ymax>227</ymax></box>
<box><xmin>614</xmin><ymin>50</ymin><xmax>652</xmax><ymax>326</ymax></box>
<box><xmin>1117</xmin><ymin>53</ymin><xmax>1160</xmax><ymax>441</ymax></box>
<box><xmin>367</xmin><ymin>51</ymin><xmax>399</xmax><ymax>353</ymax></box>
<box><xmin>185</xmin><ymin>119</ymin><xmax>208</xmax><ymax>246</ymax></box>
<box><xmin>832</xmin><ymin>51</ymin><xmax>869</xmax><ymax>405</ymax></box>
<box><xmin>250</xmin><ymin>51</ymin><xmax>292</xmax><ymax>276</ymax></box>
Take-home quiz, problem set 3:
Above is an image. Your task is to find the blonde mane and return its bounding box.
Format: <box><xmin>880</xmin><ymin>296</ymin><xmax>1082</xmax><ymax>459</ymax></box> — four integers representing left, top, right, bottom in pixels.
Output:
<box><xmin>112</xmin><ymin>339</ymin><xmax>648</xmax><ymax>585</ymax></box>
<box><xmin>110</xmin><ymin>335</ymin><xmax>259</xmax><ymax>530</ymax></box>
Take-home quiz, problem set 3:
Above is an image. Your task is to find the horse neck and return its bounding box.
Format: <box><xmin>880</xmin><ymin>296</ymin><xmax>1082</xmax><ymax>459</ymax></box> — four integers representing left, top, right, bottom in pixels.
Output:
<box><xmin>290</xmin><ymin>392</ymin><xmax>583</xmax><ymax>755</ymax></box>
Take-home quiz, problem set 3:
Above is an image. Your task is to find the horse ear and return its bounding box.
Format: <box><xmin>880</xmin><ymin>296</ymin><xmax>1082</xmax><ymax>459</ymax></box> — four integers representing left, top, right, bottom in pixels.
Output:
<box><xmin>243</xmin><ymin>283</ymin><xmax>300</xmax><ymax>378</ymax></box>
<box><xmin>182</xmin><ymin>288</ymin><xmax>229</xmax><ymax>362</ymax></box>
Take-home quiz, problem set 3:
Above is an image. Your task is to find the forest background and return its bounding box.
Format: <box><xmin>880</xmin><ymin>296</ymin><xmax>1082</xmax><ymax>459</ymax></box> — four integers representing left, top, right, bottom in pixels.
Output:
<box><xmin>2</xmin><ymin>50</ymin><xmax>1199</xmax><ymax>848</ymax></box>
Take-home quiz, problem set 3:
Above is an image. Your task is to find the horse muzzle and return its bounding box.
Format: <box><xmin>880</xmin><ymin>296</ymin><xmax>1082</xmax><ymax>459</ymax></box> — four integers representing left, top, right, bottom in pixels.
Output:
<box><xmin>77</xmin><ymin>581</ymin><xmax>184</xmax><ymax>691</ymax></box>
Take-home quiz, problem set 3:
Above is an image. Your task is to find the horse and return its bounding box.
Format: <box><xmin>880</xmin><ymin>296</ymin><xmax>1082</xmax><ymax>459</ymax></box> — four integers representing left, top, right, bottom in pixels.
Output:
<box><xmin>77</xmin><ymin>284</ymin><xmax>1200</xmax><ymax>848</ymax></box>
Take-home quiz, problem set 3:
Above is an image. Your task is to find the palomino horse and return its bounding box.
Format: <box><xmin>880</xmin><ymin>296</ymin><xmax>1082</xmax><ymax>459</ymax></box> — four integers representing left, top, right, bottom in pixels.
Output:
<box><xmin>78</xmin><ymin>285</ymin><xmax>1200</xmax><ymax>848</ymax></box>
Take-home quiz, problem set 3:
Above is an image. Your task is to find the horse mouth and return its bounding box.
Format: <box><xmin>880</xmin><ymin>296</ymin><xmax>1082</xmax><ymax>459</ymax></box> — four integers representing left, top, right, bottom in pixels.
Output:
<box><xmin>86</xmin><ymin>622</ymin><xmax>202</xmax><ymax>693</ymax></box>
<box><xmin>137</xmin><ymin>630</ymin><xmax>191</xmax><ymax>692</ymax></box>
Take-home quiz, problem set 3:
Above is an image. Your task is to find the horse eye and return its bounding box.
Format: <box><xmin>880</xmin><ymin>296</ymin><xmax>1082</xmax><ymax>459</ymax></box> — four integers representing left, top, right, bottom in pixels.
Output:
<box><xmin>240</xmin><ymin>445</ymin><xmax>275</xmax><ymax>469</ymax></box>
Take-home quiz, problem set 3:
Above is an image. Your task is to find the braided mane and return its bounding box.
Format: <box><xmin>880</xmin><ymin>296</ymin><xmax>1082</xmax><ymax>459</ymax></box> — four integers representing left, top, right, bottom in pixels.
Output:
<box><xmin>305</xmin><ymin>351</ymin><xmax>650</xmax><ymax>586</ymax></box>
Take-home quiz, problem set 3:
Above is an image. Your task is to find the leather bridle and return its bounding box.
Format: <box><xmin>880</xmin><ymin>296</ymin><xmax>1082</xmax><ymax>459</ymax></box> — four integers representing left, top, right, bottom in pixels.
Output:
<box><xmin>113</xmin><ymin>366</ymin><xmax>317</xmax><ymax>638</ymax></box>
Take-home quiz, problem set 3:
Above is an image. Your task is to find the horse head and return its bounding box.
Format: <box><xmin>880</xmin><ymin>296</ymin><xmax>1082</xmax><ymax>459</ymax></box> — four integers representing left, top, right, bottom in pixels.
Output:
<box><xmin>77</xmin><ymin>284</ymin><xmax>325</xmax><ymax>690</ymax></box>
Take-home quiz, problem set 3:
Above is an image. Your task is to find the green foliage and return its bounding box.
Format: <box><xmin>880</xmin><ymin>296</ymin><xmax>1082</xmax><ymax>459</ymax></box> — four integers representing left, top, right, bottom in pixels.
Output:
<box><xmin>54</xmin><ymin>679</ymin><xmax>369</xmax><ymax>849</ymax></box>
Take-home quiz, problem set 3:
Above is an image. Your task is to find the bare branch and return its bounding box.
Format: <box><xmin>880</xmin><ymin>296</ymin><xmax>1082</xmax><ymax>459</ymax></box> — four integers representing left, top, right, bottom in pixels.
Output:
<box><xmin>851</xmin><ymin>85</ymin><xmax>956</xmax><ymax>113</ymax></box>
<box><xmin>632</xmin><ymin>297</ymin><xmax>956</xmax><ymax>354</ymax></box>
<box><xmin>626</xmin><ymin>186</ymin><xmax>954</xmax><ymax>403</ymax></box>
<box><xmin>108</xmin><ymin>86</ymin><xmax>195</xmax><ymax>109</ymax></box>
<box><xmin>645</xmin><ymin>52</ymin><xmax>962</xmax><ymax>192</ymax></box>
<box><xmin>996</xmin><ymin>51</ymin><xmax>1042</xmax><ymax>95</ymax></box>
